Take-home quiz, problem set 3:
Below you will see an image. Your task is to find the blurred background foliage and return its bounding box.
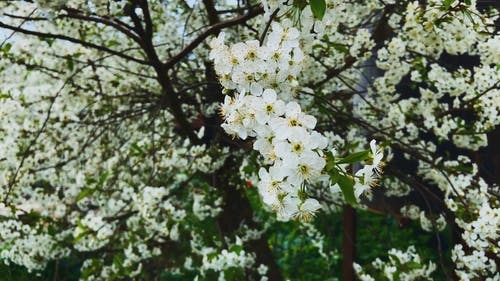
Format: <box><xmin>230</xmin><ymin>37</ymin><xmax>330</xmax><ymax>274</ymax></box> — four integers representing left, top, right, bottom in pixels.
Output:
<box><xmin>0</xmin><ymin>188</ymin><xmax>450</xmax><ymax>280</ymax></box>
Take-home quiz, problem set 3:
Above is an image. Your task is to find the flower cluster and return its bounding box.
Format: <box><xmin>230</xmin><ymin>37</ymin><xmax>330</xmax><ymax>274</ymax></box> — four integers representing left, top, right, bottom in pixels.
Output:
<box><xmin>210</xmin><ymin>23</ymin><xmax>328</xmax><ymax>220</ymax></box>
<box><xmin>400</xmin><ymin>205</ymin><xmax>447</xmax><ymax>232</ymax></box>
<box><xmin>452</xmin><ymin>244</ymin><xmax>498</xmax><ymax>280</ymax></box>
<box><xmin>209</xmin><ymin>22</ymin><xmax>305</xmax><ymax>97</ymax></box>
<box><xmin>219</xmin><ymin>88</ymin><xmax>326</xmax><ymax>220</ymax></box>
<box><xmin>354</xmin><ymin>246</ymin><xmax>436</xmax><ymax>281</ymax></box>
<box><xmin>211</xmin><ymin>22</ymin><xmax>383</xmax><ymax>220</ymax></box>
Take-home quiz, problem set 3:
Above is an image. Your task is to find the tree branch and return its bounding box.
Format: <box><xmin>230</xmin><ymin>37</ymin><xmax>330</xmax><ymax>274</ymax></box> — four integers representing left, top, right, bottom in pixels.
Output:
<box><xmin>163</xmin><ymin>5</ymin><xmax>264</xmax><ymax>70</ymax></box>
<box><xmin>0</xmin><ymin>21</ymin><xmax>149</xmax><ymax>65</ymax></box>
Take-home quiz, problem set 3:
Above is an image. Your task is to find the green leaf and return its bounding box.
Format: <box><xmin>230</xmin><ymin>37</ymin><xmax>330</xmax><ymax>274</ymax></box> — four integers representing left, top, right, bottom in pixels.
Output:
<box><xmin>293</xmin><ymin>0</ymin><xmax>308</xmax><ymax>10</ymax></box>
<box><xmin>229</xmin><ymin>245</ymin><xmax>243</xmax><ymax>254</ymax></box>
<box><xmin>130</xmin><ymin>142</ymin><xmax>144</xmax><ymax>156</ymax></box>
<box><xmin>324</xmin><ymin>151</ymin><xmax>336</xmax><ymax>171</ymax></box>
<box><xmin>406</xmin><ymin>261</ymin><xmax>422</xmax><ymax>269</ymax></box>
<box><xmin>40</xmin><ymin>37</ymin><xmax>55</xmax><ymax>47</ymax></box>
<box><xmin>72</xmin><ymin>221</ymin><xmax>89</xmax><ymax>243</ymax></box>
<box><xmin>337</xmin><ymin>175</ymin><xmax>357</xmax><ymax>206</ymax></box>
<box><xmin>310</xmin><ymin>0</ymin><xmax>326</xmax><ymax>20</ymax></box>
<box><xmin>65</xmin><ymin>55</ymin><xmax>74</xmax><ymax>71</ymax></box>
<box><xmin>330</xmin><ymin>43</ymin><xmax>349</xmax><ymax>54</ymax></box>
<box><xmin>452</xmin><ymin>165</ymin><xmax>473</xmax><ymax>173</ymax></box>
<box><xmin>442</xmin><ymin>0</ymin><xmax>455</xmax><ymax>10</ymax></box>
<box><xmin>107</xmin><ymin>40</ymin><xmax>120</xmax><ymax>47</ymax></box>
<box><xmin>224</xmin><ymin>267</ymin><xmax>245</xmax><ymax>281</ymax></box>
<box><xmin>97</xmin><ymin>171</ymin><xmax>109</xmax><ymax>186</ymax></box>
<box><xmin>462</xmin><ymin>10</ymin><xmax>476</xmax><ymax>25</ymax></box>
<box><xmin>113</xmin><ymin>252</ymin><xmax>125</xmax><ymax>268</ymax></box>
<box><xmin>76</xmin><ymin>188</ymin><xmax>95</xmax><ymax>201</ymax></box>
<box><xmin>1</xmin><ymin>42</ymin><xmax>12</xmax><ymax>54</ymax></box>
<box><xmin>326</xmin><ymin>163</ymin><xmax>341</xmax><ymax>185</ymax></box>
<box><xmin>330</xmin><ymin>170</ymin><xmax>340</xmax><ymax>184</ymax></box>
<box><xmin>336</xmin><ymin>150</ymin><xmax>369</xmax><ymax>164</ymax></box>
<box><xmin>72</xmin><ymin>231</ymin><xmax>88</xmax><ymax>243</ymax></box>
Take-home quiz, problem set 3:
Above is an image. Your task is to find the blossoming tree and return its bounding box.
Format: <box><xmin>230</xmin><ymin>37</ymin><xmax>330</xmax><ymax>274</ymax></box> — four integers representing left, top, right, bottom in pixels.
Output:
<box><xmin>0</xmin><ymin>0</ymin><xmax>498</xmax><ymax>280</ymax></box>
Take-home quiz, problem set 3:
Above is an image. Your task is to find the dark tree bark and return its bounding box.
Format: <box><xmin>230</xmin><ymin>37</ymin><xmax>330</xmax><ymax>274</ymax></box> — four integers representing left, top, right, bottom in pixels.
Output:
<box><xmin>342</xmin><ymin>205</ymin><xmax>356</xmax><ymax>281</ymax></box>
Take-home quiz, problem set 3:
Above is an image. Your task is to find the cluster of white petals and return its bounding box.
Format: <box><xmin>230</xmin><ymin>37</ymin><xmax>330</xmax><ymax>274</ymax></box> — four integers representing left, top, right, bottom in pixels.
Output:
<box><xmin>211</xmin><ymin>22</ymin><xmax>383</xmax><ymax>221</ymax></box>
<box><xmin>210</xmin><ymin>24</ymin><xmax>325</xmax><ymax>220</ymax></box>
<box><xmin>355</xmin><ymin>246</ymin><xmax>437</xmax><ymax>281</ymax></box>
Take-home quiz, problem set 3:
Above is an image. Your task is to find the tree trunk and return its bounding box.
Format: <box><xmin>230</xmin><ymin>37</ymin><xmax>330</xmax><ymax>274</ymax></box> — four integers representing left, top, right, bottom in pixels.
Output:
<box><xmin>342</xmin><ymin>205</ymin><xmax>356</xmax><ymax>281</ymax></box>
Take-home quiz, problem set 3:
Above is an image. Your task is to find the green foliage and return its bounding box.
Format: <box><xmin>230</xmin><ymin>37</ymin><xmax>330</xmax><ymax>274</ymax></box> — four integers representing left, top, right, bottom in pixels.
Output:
<box><xmin>442</xmin><ymin>0</ymin><xmax>455</xmax><ymax>10</ymax></box>
<box><xmin>0</xmin><ymin>258</ymin><xmax>82</xmax><ymax>281</ymax></box>
<box><xmin>0</xmin><ymin>263</ymin><xmax>43</xmax><ymax>281</ymax></box>
<box><xmin>356</xmin><ymin>212</ymin><xmax>451</xmax><ymax>281</ymax></box>
<box><xmin>292</xmin><ymin>0</ymin><xmax>306</xmax><ymax>10</ymax></box>
<box><xmin>325</xmin><ymin>150</ymin><xmax>370</xmax><ymax>206</ymax></box>
<box><xmin>268</xmin><ymin>221</ymin><xmax>335</xmax><ymax>280</ymax></box>
<box><xmin>310</xmin><ymin>0</ymin><xmax>326</xmax><ymax>20</ymax></box>
<box><xmin>336</xmin><ymin>174</ymin><xmax>357</xmax><ymax>206</ymax></box>
<box><xmin>1</xmin><ymin>207</ymin><xmax>450</xmax><ymax>281</ymax></box>
<box><xmin>336</xmin><ymin>150</ymin><xmax>369</xmax><ymax>165</ymax></box>
<box><xmin>0</xmin><ymin>43</ymin><xmax>12</xmax><ymax>55</ymax></box>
